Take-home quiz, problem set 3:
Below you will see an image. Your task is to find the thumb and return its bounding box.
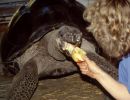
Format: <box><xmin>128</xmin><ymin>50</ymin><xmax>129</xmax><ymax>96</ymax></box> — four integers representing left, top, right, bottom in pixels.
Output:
<box><xmin>83</xmin><ymin>56</ymin><xmax>92</xmax><ymax>64</ymax></box>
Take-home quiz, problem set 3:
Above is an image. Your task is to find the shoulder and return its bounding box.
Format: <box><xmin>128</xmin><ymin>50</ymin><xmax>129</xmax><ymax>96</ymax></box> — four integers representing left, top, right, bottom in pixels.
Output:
<box><xmin>119</xmin><ymin>54</ymin><xmax>130</xmax><ymax>69</ymax></box>
<box><xmin>122</xmin><ymin>54</ymin><xmax>130</xmax><ymax>63</ymax></box>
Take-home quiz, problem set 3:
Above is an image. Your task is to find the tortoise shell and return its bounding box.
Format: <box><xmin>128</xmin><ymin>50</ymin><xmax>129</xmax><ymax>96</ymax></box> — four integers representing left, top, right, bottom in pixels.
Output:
<box><xmin>1</xmin><ymin>0</ymin><xmax>94</xmax><ymax>64</ymax></box>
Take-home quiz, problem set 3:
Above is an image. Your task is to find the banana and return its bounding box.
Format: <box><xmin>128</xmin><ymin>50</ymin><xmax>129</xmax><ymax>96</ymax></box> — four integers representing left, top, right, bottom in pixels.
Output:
<box><xmin>64</xmin><ymin>42</ymin><xmax>86</xmax><ymax>63</ymax></box>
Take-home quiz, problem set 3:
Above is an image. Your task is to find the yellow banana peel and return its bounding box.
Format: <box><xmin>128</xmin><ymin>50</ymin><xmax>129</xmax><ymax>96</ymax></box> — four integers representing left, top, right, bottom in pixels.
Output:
<box><xmin>71</xmin><ymin>47</ymin><xmax>86</xmax><ymax>62</ymax></box>
<box><xmin>64</xmin><ymin>42</ymin><xmax>86</xmax><ymax>63</ymax></box>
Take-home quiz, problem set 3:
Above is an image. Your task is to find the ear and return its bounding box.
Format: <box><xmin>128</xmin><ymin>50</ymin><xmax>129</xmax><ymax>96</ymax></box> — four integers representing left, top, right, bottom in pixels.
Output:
<box><xmin>48</xmin><ymin>30</ymin><xmax>66</xmax><ymax>61</ymax></box>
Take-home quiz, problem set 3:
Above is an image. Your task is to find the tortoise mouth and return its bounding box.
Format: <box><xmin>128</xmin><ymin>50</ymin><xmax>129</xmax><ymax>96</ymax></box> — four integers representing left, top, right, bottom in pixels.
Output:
<box><xmin>56</xmin><ymin>38</ymin><xmax>82</xmax><ymax>56</ymax></box>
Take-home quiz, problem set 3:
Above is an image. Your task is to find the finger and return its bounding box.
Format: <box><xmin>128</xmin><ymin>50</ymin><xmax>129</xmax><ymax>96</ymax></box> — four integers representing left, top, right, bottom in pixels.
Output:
<box><xmin>77</xmin><ymin>63</ymin><xmax>89</xmax><ymax>70</ymax></box>
<box><xmin>79</xmin><ymin>65</ymin><xmax>89</xmax><ymax>72</ymax></box>
<box><xmin>77</xmin><ymin>62</ymin><xmax>87</xmax><ymax>67</ymax></box>
<box><xmin>80</xmin><ymin>66</ymin><xmax>88</xmax><ymax>71</ymax></box>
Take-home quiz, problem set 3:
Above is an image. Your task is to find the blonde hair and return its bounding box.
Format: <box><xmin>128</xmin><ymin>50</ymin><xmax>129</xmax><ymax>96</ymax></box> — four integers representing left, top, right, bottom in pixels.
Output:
<box><xmin>83</xmin><ymin>0</ymin><xmax>130</xmax><ymax>58</ymax></box>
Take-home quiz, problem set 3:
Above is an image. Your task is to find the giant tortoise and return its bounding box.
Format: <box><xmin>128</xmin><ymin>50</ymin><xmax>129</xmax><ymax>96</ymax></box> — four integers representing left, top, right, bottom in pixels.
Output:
<box><xmin>0</xmin><ymin>0</ymin><xmax>118</xmax><ymax>100</ymax></box>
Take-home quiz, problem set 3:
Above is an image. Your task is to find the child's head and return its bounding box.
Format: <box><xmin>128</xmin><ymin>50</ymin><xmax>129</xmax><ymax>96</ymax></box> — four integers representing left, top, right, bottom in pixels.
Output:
<box><xmin>83</xmin><ymin>0</ymin><xmax>130</xmax><ymax>58</ymax></box>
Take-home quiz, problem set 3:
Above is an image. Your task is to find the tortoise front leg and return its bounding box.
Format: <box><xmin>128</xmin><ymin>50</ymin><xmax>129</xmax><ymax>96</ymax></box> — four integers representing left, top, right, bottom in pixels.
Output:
<box><xmin>87</xmin><ymin>52</ymin><xmax>118</xmax><ymax>80</ymax></box>
<box><xmin>7</xmin><ymin>59</ymin><xmax>38</xmax><ymax>100</ymax></box>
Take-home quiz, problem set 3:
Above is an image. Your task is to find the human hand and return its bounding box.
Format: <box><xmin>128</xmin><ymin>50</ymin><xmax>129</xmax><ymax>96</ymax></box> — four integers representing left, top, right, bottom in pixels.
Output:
<box><xmin>77</xmin><ymin>56</ymin><xmax>103</xmax><ymax>79</ymax></box>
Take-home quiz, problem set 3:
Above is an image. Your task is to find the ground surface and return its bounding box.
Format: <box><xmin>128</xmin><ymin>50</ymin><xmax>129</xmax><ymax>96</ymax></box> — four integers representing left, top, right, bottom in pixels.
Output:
<box><xmin>0</xmin><ymin>74</ymin><xmax>105</xmax><ymax>100</ymax></box>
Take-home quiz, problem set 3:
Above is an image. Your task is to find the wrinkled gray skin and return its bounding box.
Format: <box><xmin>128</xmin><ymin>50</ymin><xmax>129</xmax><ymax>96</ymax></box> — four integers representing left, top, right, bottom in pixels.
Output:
<box><xmin>7</xmin><ymin>25</ymin><xmax>118</xmax><ymax>100</ymax></box>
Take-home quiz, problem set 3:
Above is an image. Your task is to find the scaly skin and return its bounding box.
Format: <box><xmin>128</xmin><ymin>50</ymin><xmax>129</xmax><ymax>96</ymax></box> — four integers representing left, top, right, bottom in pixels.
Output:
<box><xmin>7</xmin><ymin>59</ymin><xmax>38</xmax><ymax>100</ymax></box>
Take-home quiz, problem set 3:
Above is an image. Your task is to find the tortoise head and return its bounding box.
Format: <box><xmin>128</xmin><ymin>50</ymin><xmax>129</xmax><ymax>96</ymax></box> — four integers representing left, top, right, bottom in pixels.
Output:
<box><xmin>56</xmin><ymin>25</ymin><xmax>82</xmax><ymax>56</ymax></box>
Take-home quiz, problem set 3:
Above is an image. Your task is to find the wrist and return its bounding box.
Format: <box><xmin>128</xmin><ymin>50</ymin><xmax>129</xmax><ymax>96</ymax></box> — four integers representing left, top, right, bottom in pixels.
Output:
<box><xmin>94</xmin><ymin>69</ymin><xmax>106</xmax><ymax>81</ymax></box>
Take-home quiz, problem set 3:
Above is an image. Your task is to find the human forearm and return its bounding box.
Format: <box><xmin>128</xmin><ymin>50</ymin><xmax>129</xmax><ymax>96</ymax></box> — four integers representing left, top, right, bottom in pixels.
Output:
<box><xmin>96</xmin><ymin>70</ymin><xmax>130</xmax><ymax>100</ymax></box>
<box><xmin>76</xmin><ymin>56</ymin><xmax>130</xmax><ymax>99</ymax></box>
